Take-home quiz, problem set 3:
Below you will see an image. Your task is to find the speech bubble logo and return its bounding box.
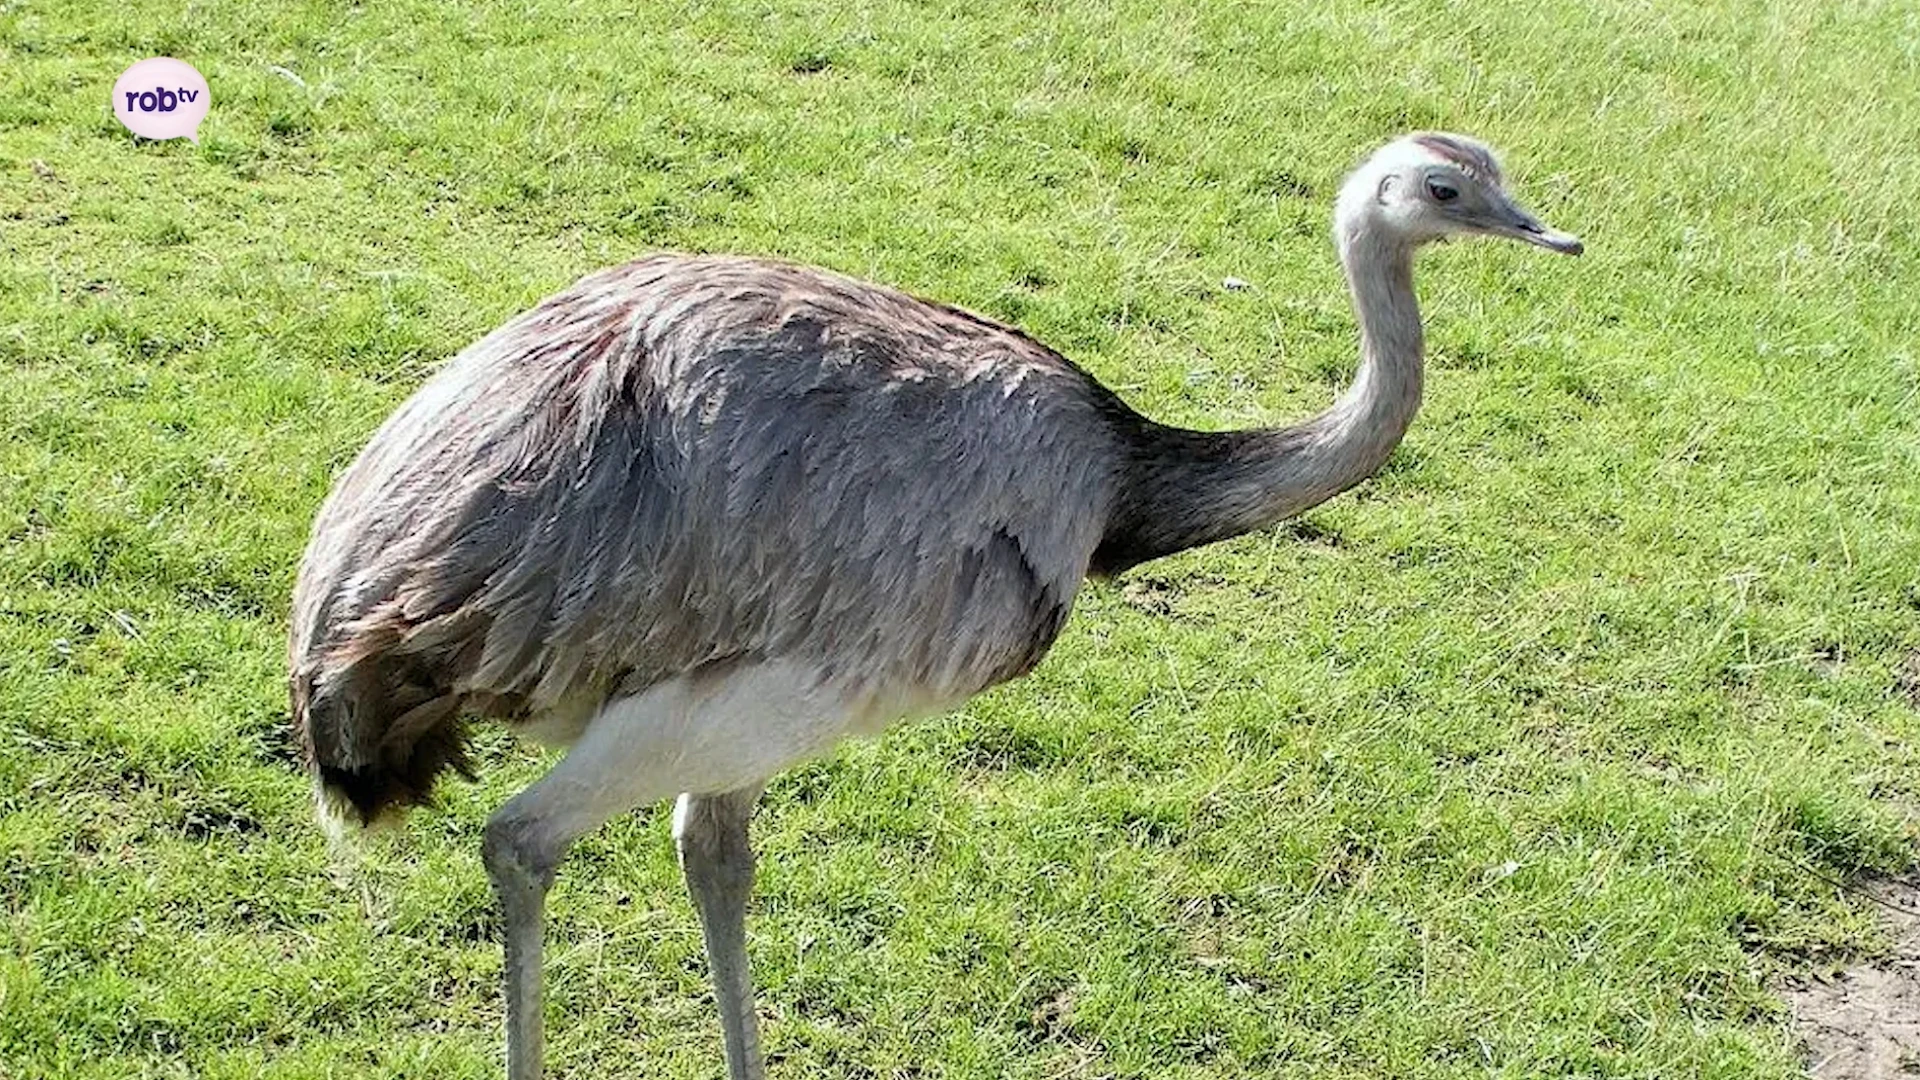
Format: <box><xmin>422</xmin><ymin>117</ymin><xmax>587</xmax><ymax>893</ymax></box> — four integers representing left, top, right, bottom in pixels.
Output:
<box><xmin>112</xmin><ymin>58</ymin><xmax>210</xmax><ymax>144</ymax></box>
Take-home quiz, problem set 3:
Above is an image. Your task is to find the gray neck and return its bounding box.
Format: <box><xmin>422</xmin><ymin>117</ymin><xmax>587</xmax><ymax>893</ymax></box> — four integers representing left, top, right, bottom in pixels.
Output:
<box><xmin>1093</xmin><ymin>216</ymin><xmax>1424</xmax><ymax>573</ymax></box>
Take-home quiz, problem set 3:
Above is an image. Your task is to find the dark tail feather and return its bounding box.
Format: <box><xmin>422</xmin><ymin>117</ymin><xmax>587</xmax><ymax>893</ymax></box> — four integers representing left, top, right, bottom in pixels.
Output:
<box><xmin>294</xmin><ymin>663</ymin><xmax>476</xmax><ymax>831</ymax></box>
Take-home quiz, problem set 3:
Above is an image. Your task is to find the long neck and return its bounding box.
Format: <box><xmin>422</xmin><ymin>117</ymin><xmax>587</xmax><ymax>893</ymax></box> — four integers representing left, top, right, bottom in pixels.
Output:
<box><xmin>1093</xmin><ymin>218</ymin><xmax>1424</xmax><ymax>574</ymax></box>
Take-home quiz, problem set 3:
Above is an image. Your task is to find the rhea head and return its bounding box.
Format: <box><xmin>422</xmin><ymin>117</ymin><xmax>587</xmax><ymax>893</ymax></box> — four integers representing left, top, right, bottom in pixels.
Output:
<box><xmin>1337</xmin><ymin>132</ymin><xmax>1584</xmax><ymax>257</ymax></box>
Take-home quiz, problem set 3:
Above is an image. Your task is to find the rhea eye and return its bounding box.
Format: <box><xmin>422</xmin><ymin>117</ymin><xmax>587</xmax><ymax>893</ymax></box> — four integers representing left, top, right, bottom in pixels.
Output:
<box><xmin>1426</xmin><ymin>177</ymin><xmax>1459</xmax><ymax>202</ymax></box>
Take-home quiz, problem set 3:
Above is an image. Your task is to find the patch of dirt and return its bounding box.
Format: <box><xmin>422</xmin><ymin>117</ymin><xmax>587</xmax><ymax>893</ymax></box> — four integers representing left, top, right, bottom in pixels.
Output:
<box><xmin>1781</xmin><ymin>876</ymin><xmax>1920</xmax><ymax>1078</ymax></box>
<box><xmin>1121</xmin><ymin>577</ymin><xmax>1180</xmax><ymax>617</ymax></box>
<box><xmin>1894</xmin><ymin>650</ymin><xmax>1920</xmax><ymax>708</ymax></box>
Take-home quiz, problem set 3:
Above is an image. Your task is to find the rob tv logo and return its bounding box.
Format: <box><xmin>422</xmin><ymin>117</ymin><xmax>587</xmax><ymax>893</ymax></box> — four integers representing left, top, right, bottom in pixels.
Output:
<box><xmin>112</xmin><ymin>58</ymin><xmax>210</xmax><ymax>143</ymax></box>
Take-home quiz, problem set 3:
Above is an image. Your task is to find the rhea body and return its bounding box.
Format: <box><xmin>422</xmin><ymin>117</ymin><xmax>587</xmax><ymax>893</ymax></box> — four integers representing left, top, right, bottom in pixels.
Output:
<box><xmin>291</xmin><ymin>133</ymin><xmax>1580</xmax><ymax>1080</ymax></box>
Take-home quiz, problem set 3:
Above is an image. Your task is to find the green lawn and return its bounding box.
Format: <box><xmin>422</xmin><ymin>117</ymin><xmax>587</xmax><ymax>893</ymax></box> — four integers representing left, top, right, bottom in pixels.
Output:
<box><xmin>4</xmin><ymin>0</ymin><xmax>1919</xmax><ymax>1076</ymax></box>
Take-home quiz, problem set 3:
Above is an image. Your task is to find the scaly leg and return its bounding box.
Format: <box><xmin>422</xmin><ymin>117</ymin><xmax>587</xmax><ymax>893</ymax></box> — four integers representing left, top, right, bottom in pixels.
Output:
<box><xmin>674</xmin><ymin>786</ymin><xmax>767</xmax><ymax>1080</ymax></box>
<box><xmin>480</xmin><ymin>708</ymin><xmax>689</xmax><ymax>1079</ymax></box>
<box><xmin>479</xmin><ymin>660</ymin><xmax>855</xmax><ymax>1078</ymax></box>
<box><xmin>482</xmin><ymin>811</ymin><xmax>560</xmax><ymax>1080</ymax></box>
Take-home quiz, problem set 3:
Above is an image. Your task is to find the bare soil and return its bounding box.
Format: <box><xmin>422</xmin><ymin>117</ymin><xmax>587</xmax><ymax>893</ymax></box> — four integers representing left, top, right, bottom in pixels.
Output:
<box><xmin>1781</xmin><ymin>877</ymin><xmax>1920</xmax><ymax>1078</ymax></box>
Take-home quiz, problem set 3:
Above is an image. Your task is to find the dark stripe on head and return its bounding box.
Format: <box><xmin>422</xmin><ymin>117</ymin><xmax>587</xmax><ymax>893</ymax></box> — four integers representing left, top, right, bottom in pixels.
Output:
<box><xmin>1410</xmin><ymin>132</ymin><xmax>1504</xmax><ymax>185</ymax></box>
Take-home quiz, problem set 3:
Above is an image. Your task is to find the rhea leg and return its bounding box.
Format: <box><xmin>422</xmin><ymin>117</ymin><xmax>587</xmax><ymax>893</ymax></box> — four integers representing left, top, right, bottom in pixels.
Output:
<box><xmin>480</xmin><ymin>707</ymin><xmax>687</xmax><ymax>1079</ymax></box>
<box><xmin>482</xmin><ymin>810</ymin><xmax>564</xmax><ymax>1080</ymax></box>
<box><xmin>480</xmin><ymin>661</ymin><xmax>857</xmax><ymax>1079</ymax></box>
<box><xmin>675</xmin><ymin>786</ymin><xmax>767</xmax><ymax>1080</ymax></box>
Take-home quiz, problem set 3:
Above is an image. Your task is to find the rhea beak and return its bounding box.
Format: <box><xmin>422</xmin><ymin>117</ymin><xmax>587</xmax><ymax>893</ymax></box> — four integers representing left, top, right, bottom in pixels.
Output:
<box><xmin>1490</xmin><ymin>199</ymin><xmax>1584</xmax><ymax>256</ymax></box>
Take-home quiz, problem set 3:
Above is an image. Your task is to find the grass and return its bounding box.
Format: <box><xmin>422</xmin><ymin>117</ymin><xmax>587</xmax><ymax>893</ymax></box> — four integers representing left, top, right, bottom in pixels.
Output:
<box><xmin>4</xmin><ymin>0</ymin><xmax>1919</xmax><ymax>1076</ymax></box>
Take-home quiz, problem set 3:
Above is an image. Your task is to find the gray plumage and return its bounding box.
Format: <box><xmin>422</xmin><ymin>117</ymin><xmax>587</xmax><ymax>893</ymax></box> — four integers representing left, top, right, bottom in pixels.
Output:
<box><xmin>293</xmin><ymin>256</ymin><xmax>1111</xmax><ymax>806</ymax></box>
<box><xmin>290</xmin><ymin>132</ymin><xmax>1580</xmax><ymax>1080</ymax></box>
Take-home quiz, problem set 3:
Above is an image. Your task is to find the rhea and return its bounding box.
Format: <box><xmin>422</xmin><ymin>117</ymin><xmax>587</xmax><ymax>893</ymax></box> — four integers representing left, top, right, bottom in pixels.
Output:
<box><xmin>291</xmin><ymin>132</ymin><xmax>1580</xmax><ymax>1079</ymax></box>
